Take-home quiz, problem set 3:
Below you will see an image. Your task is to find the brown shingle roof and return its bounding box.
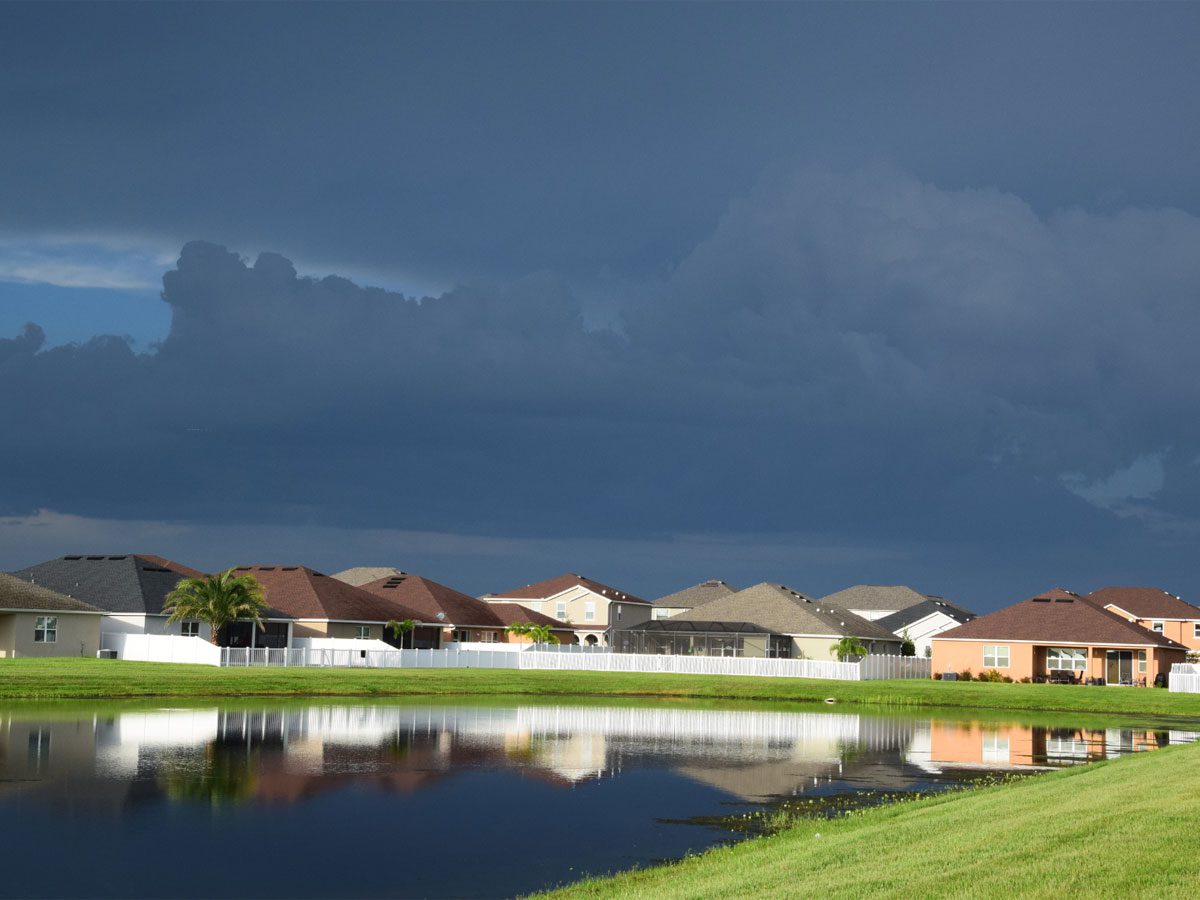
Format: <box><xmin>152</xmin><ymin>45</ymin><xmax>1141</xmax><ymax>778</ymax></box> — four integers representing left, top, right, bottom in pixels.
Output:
<box><xmin>488</xmin><ymin>573</ymin><xmax>650</xmax><ymax>605</ymax></box>
<box><xmin>230</xmin><ymin>566</ymin><xmax>427</xmax><ymax>623</ymax></box>
<box><xmin>936</xmin><ymin>588</ymin><xmax>1187</xmax><ymax>649</ymax></box>
<box><xmin>0</xmin><ymin>573</ymin><xmax>104</xmax><ymax>613</ymax></box>
<box><xmin>359</xmin><ymin>574</ymin><xmax>503</xmax><ymax>628</ymax></box>
<box><xmin>1088</xmin><ymin>586</ymin><xmax>1200</xmax><ymax>621</ymax></box>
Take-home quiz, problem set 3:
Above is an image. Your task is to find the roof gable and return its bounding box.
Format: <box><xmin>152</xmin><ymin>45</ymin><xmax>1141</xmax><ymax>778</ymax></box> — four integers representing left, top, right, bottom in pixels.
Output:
<box><xmin>676</xmin><ymin>582</ymin><xmax>899</xmax><ymax>641</ymax></box>
<box><xmin>488</xmin><ymin>573</ymin><xmax>649</xmax><ymax>605</ymax></box>
<box><xmin>652</xmin><ymin>580</ymin><xmax>738</xmax><ymax>608</ymax></box>
<box><xmin>936</xmin><ymin>588</ymin><xmax>1187</xmax><ymax>649</ymax></box>
<box><xmin>330</xmin><ymin>566</ymin><xmax>404</xmax><ymax>587</ymax></box>
<box><xmin>877</xmin><ymin>599</ymin><xmax>976</xmax><ymax>632</ymax></box>
<box><xmin>820</xmin><ymin>584</ymin><xmax>937</xmax><ymax>613</ymax></box>
<box><xmin>1088</xmin><ymin>586</ymin><xmax>1200</xmax><ymax>621</ymax></box>
<box><xmin>0</xmin><ymin>573</ymin><xmax>104</xmax><ymax>613</ymax></box>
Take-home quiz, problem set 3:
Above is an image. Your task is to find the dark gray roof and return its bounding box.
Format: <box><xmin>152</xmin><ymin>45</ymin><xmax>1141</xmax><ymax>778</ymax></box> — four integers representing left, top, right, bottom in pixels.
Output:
<box><xmin>652</xmin><ymin>580</ymin><xmax>738</xmax><ymax>608</ymax></box>
<box><xmin>9</xmin><ymin>555</ymin><xmax>202</xmax><ymax>614</ymax></box>
<box><xmin>819</xmin><ymin>584</ymin><xmax>935</xmax><ymax>613</ymax></box>
<box><xmin>616</xmin><ymin>619</ymin><xmax>775</xmax><ymax>634</ymax></box>
<box><xmin>675</xmin><ymin>583</ymin><xmax>900</xmax><ymax>642</ymax></box>
<box><xmin>0</xmin><ymin>573</ymin><xmax>104</xmax><ymax>613</ymax></box>
<box><xmin>876</xmin><ymin>598</ymin><xmax>976</xmax><ymax>632</ymax></box>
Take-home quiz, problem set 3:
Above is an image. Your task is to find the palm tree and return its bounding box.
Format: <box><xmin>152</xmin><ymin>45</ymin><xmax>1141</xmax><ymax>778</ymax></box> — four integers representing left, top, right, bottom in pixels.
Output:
<box><xmin>163</xmin><ymin>569</ymin><xmax>268</xmax><ymax>646</ymax></box>
<box><xmin>829</xmin><ymin>636</ymin><xmax>868</xmax><ymax>662</ymax></box>
<box><xmin>386</xmin><ymin>618</ymin><xmax>418</xmax><ymax>648</ymax></box>
<box><xmin>505</xmin><ymin>622</ymin><xmax>560</xmax><ymax>645</ymax></box>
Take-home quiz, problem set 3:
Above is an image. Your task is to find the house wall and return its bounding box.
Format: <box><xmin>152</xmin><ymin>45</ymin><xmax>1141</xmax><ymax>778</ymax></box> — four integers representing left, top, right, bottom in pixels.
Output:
<box><xmin>0</xmin><ymin>612</ymin><xmax>101</xmax><ymax>658</ymax></box>
<box><xmin>898</xmin><ymin>612</ymin><xmax>963</xmax><ymax>657</ymax></box>
<box><xmin>1105</xmin><ymin>609</ymin><xmax>1200</xmax><ymax>651</ymax></box>
<box><xmin>293</xmin><ymin>621</ymin><xmax>383</xmax><ymax>640</ymax></box>
<box><xmin>496</xmin><ymin>586</ymin><xmax>653</xmax><ymax>634</ymax></box>
<box><xmin>651</xmin><ymin>606</ymin><xmax>689</xmax><ymax>620</ymax></box>
<box><xmin>101</xmin><ymin>613</ymin><xmax>213</xmax><ymax>641</ymax></box>
<box><xmin>933</xmin><ymin>639</ymin><xmax>1186</xmax><ymax>682</ymax></box>
<box><xmin>790</xmin><ymin>635</ymin><xmax>902</xmax><ymax>661</ymax></box>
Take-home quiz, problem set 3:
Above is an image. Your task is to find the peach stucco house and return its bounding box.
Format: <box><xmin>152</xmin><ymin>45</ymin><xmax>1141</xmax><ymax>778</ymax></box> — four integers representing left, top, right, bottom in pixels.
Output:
<box><xmin>1088</xmin><ymin>586</ymin><xmax>1200</xmax><ymax>653</ymax></box>
<box><xmin>932</xmin><ymin>588</ymin><xmax>1187</xmax><ymax>686</ymax></box>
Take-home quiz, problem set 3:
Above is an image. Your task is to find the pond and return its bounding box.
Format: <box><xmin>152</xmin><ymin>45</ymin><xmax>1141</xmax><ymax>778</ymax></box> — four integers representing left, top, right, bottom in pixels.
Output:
<box><xmin>0</xmin><ymin>700</ymin><xmax>1195</xmax><ymax>898</ymax></box>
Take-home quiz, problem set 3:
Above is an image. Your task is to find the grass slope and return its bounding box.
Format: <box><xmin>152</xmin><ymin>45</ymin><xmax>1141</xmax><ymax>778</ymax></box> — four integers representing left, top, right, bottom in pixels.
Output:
<box><xmin>3</xmin><ymin>659</ymin><xmax>1200</xmax><ymax>719</ymax></box>
<box><xmin>547</xmin><ymin>742</ymin><xmax>1200</xmax><ymax>898</ymax></box>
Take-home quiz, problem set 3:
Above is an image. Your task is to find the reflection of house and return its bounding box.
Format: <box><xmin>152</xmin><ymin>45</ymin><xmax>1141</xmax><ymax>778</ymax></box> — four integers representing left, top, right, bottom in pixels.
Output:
<box><xmin>821</xmin><ymin>584</ymin><xmax>976</xmax><ymax>652</ymax></box>
<box><xmin>482</xmin><ymin>573</ymin><xmax>652</xmax><ymax>645</ymax></box>
<box><xmin>650</xmin><ymin>580</ymin><xmax>737</xmax><ymax>621</ymax></box>
<box><xmin>0</xmin><ymin>573</ymin><xmax>106</xmax><ymax>658</ymax></box>
<box><xmin>10</xmin><ymin>554</ymin><xmax>208</xmax><ymax>640</ymax></box>
<box><xmin>932</xmin><ymin>588</ymin><xmax>1188</xmax><ymax>685</ymax></box>
<box><xmin>1089</xmin><ymin>586</ymin><xmax>1200</xmax><ymax>652</ymax></box>
<box><xmin>354</xmin><ymin>572</ymin><xmax>575</xmax><ymax>645</ymax></box>
<box><xmin>228</xmin><ymin>565</ymin><xmax>430</xmax><ymax>647</ymax></box>
<box><xmin>620</xmin><ymin>583</ymin><xmax>901</xmax><ymax>660</ymax></box>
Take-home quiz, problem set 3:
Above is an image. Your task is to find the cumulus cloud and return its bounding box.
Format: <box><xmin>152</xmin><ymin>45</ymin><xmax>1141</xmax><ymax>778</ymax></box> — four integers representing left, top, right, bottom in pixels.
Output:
<box><xmin>3</xmin><ymin>167</ymin><xmax>1200</xmax><ymax>600</ymax></box>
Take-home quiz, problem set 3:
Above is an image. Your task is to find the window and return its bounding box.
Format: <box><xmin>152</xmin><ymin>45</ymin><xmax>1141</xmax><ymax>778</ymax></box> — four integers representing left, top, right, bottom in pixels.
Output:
<box><xmin>653</xmin><ymin>609</ymin><xmax>670</xmax><ymax>620</ymax></box>
<box><xmin>982</xmin><ymin>644</ymin><xmax>1009</xmax><ymax>668</ymax></box>
<box><xmin>530</xmin><ymin>600</ymin><xmax>544</xmax><ymax>612</ymax></box>
<box><xmin>584</xmin><ymin>601</ymin><xmax>596</xmax><ymax>622</ymax></box>
<box><xmin>480</xmin><ymin>631</ymin><xmax>497</xmax><ymax>643</ymax></box>
<box><xmin>556</xmin><ymin>601</ymin><xmax>568</xmax><ymax>621</ymax></box>
<box><xmin>1194</xmin><ymin>623</ymin><xmax>1200</xmax><ymax>639</ymax></box>
<box><xmin>180</xmin><ymin>621</ymin><xmax>201</xmax><ymax>638</ymax></box>
<box><xmin>452</xmin><ymin>629</ymin><xmax>470</xmax><ymax>642</ymax></box>
<box><xmin>34</xmin><ymin>616</ymin><xmax>57</xmax><ymax>643</ymax></box>
<box><xmin>1046</xmin><ymin>647</ymin><xmax>1087</xmax><ymax>671</ymax></box>
<box><xmin>616</xmin><ymin>603</ymin><xmax>623</xmax><ymax>622</ymax></box>
<box><xmin>1138</xmin><ymin>650</ymin><xmax>1147</xmax><ymax>673</ymax></box>
<box><xmin>1152</xmin><ymin>622</ymin><xmax>1164</xmax><ymax>633</ymax></box>
<box><xmin>354</xmin><ymin>625</ymin><xmax>371</xmax><ymax>639</ymax></box>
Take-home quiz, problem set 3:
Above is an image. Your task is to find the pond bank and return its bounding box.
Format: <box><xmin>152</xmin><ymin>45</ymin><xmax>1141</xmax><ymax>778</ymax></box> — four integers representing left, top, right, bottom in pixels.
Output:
<box><xmin>542</xmin><ymin>740</ymin><xmax>1200</xmax><ymax>898</ymax></box>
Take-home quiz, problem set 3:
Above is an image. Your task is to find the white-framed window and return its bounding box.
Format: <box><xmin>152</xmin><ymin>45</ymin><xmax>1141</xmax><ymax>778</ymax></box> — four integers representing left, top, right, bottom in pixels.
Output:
<box><xmin>653</xmin><ymin>609</ymin><xmax>669</xmax><ymax>620</ymax></box>
<box><xmin>34</xmin><ymin>616</ymin><xmax>57</xmax><ymax>643</ymax></box>
<box><xmin>556</xmin><ymin>601</ymin><xmax>568</xmax><ymax>621</ymax></box>
<box><xmin>1193</xmin><ymin>623</ymin><xmax>1199</xmax><ymax>639</ymax></box>
<box><xmin>1152</xmin><ymin>622</ymin><xmax>1164</xmax><ymax>633</ymax></box>
<box><xmin>180</xmin><ymin>621</ymin><xmax>201</xmax><ymax>638</ymax></box>
<box><xmin>480</xmin><ymin>631</ymin><xmax>498</xmax><ymax>643</ymax></box>
<box><xmin>584</xmin><ymin>601</ymin><xmax>596</xmax><ymax>622</ymax></box>
<box><xmin>1138</xmin><ymin>650</ymin><xmax>1147</xmax><ymax>673</ymax></box>
<box><xmin>1046</xmin><ymin>647</ymin><xmax>1087</xmax><ymax>671</ymax></box>
<box><xmin>354</xmin><ymin>625</ymin><xmax>371</xmax><ymax>639</ymax></box>
<box><xmin>983</xmin><ymin>644</ymin><xmax>1009</xmax><ymax>668</ymax></box>
<box><xmin>616</xmin><ymin>603</ymin><xmax>623</xmax><ymax>622</ymax></box>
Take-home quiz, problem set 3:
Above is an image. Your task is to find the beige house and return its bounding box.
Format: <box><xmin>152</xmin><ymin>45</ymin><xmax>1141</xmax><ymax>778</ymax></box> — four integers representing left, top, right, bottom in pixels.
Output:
<box><xmin>0</xmin><ymin>573</ymin><xmax>105</xmax><ymax>658</ymax></box>
<box><xmin>483</xmin><ymin>573</ymin><xmax>652</xmax><ymax>645</ymax></box>
<box><xmin>650</xmin><ymin>580</ymin><xmax>738</xmax><ymax>620</ymax></box>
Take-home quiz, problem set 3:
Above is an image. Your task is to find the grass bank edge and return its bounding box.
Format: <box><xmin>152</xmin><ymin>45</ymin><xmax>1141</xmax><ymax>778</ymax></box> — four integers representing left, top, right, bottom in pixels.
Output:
<box><xmin>3</xmin><ymin>659</ymin><xmax>1200</xmax><ymax>720</ymax></box>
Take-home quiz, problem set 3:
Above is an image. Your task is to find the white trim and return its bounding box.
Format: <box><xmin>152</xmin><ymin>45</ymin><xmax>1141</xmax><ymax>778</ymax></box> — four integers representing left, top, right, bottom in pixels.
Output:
<box><xmin>0</xmin><ymin>608</ymin><xmax>107</xmax><ymax>616</ymax></box>
<box><xmin>933</xmin><ymin>637</ymin><xmax>1180</xmax><ymax>650</ymax></box>
<box><xmin>1103</xmin><ymin>604</ymin><xmax>1199</xmax><ymax>623</ymax></box>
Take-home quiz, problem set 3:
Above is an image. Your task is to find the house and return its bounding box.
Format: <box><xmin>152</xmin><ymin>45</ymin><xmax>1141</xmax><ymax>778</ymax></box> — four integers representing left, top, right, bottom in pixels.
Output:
<box><xmin>931</xmin><ymin>588</ymin><xmax>1188</xmax><ymax>685</ymax></box>
<box><xmin>227</xmin><ymin>566</ymin><xmax>430</xmax><ymax>648</ymax></box>
<box><xmin>485</xmin><ymin>603</ymin><xmax>578</xmax><ymax>645</ymax></box>
<box><xmin>1088</xmin><ymin>586</ymin><xmax>1200</xmax><ymax>652</ymax></box>
<box><xmin>614</xmin><ymin>582</ymin><xmax>902</xmax><ymax>659</ymax></box>
<box><xmin>875</xmin><ymin>598</ymin><xmax>976</xmax><ymax>658</ymax></box>
<box><xmin>650</xmin><ymin>580</ymin><xmax>737</xmax><ymax>620</ymax></box>
<box><xmin>0</xmin><ymin>573</ymin><xmax>106</xmax><ymax>658</ymax></box>
<box><xmin>9</xmin><ymin>554</ymin><xmax>209</xmax><ymax>639</ymax></box>
<box><xmin>482</xmin><ymin>573</ymin><xmax>652</xmax><ymax>645</ymax></box>
<box><xmin>354</xmin><ymin>571</ymin><xmax>574</xmax><ymax>645</ymax></box>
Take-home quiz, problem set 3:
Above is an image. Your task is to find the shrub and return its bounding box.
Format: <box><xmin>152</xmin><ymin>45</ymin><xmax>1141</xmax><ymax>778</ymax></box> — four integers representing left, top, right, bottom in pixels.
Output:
<box><xmin>977</xmin><ymin>669</ymin><xmax>1007</xmax><ymax>683</ymax></box>
<box><xmin>1019</xmin><ymin>676</ymin><xmax>1031</xmax><ymax>684</ymax></box>
<box><xmin>957</xmin><ymin>669</ymin><xmax>973</xmax><ymax>682</ymax></box>
<box><xmin>933</xmin><ymin>672</ymin><xmax>942</xmax><ymax>680</ymax></box>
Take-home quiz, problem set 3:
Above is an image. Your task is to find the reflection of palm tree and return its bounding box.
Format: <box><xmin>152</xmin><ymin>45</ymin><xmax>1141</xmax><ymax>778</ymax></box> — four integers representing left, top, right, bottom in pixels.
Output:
<box><xmin>158</xmin><ymin>743</ymin><xmax>258</xmax><ymax>807</ymax></box>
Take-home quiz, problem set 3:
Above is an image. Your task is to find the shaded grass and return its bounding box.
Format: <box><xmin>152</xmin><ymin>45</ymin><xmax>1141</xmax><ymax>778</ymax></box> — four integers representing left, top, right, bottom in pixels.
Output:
<box><xmin>3</xmin><ymin>659</ymin><xmax>1200</xmax><ymax>720</ymax></box>
<box><xmin>545</xmin><ymin>742</ymin><xmax>1200</xmax><ymax>898</ymax></box>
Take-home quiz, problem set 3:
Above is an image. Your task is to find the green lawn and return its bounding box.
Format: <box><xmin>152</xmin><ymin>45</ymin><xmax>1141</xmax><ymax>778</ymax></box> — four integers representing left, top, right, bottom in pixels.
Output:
<box><xmin>3</xmin><ymin>658</ymin><xmax>1200</xmax><ymax>719</ymax></box>
<box><xmin>545</xmin><ymin>740</ymin><xmax>1200</xmax><ymax>898</ymax></box>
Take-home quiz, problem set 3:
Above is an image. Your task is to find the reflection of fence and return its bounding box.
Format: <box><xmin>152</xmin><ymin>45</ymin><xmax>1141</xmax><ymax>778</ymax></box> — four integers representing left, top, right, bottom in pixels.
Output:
<box><xmin>1170</xmin><ymin>664</ymin><xmax>1200</xmax><ymax>693</ymax></box>
<box><xmin>216</xmin><ymin>646</ymin><xmax>928</xmax><ymax>681</ymax></box>
<box><xmin>102</xmin><ymin>632</ymin><xmax>222</xmax><ymax>665</ymax></box>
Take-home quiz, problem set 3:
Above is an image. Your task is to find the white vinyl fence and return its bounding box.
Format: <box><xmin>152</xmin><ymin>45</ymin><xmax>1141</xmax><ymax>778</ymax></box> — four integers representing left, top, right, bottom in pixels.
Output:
<box><xmin>101</xmin><ymin>632</ymin><xmax>222</xmax><ymax>666</ymax></box>
<box><xmin>217</xmin><ymin>645</ymin><xmax>929</xmax><ymax>681</ymax></box>
<box><xmin>1170</xmin><ymin>663</ymin><xmax>1200</xmax><ymax>693</ymax></box>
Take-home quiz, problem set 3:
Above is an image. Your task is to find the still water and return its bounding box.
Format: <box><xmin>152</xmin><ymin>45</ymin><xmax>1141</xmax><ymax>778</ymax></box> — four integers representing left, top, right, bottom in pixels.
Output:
<box><xmin>1</xmin><ymin>701</ymin><xmax>1195</xmax><ymax>898</ymax></box>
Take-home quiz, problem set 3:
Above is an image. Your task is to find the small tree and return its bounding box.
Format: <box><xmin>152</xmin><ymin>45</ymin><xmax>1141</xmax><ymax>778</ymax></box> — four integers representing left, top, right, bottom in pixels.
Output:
<box><xmin>829</xmin><ymin>636</ymin><xmax>868</xmax><ymax>661</ymax></box>
<box><xmin>899</xmin><ymin>629</ymin><xmax>916</xmax><ymax>657</ymax></box>
<box><xmin>163</xmin><ymin>569</ymin><xmax>267</xmax><ymax>645</ymax></box>
<box><xmin>924</xmin><ymin>645</ymin><xmax>932</xmax><ymax>659</ymax></box>
<box><xmin>386</xmin><ymin>618</ymin><xmax>417</xmax><ymax>648</ymax></box>
<box><xmin>506</xmin><ymin>622</ymin><xmax>560</xmax><ymax>645</ymax></box>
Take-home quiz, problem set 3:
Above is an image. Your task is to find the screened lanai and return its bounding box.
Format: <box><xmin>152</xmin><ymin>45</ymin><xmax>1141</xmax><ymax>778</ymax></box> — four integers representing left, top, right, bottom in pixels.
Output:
<box><xmin>611</xmin><ymin>620</ymin><xmax>792</xmax><ymax>658</ymax></box>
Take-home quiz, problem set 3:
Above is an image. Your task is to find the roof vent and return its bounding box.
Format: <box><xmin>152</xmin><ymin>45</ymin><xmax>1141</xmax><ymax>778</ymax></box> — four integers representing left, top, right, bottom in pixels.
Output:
<box><xmin>107</xmin><ymin>556</ymin><xmax>126</xmax><ymax>560</ymax></box>
<box><xmin>1054</xmin><ymin>597</ymin><xmax>1073</xmax><ymax>603</ymax></box>
<box><xmin>1032</xmin><ymin>597</ymin><xmax>1051</xmax><ymax>603</ymax></box>
<box><xmin>281</xmin><ymin>567</ymin><xmax>298</xmax><ymax>571</ymax></box>
<box><xmin>259</xmin><ymin>567</ymin><xmax>276</xmax><ymax>571</ymax></box>
<box><xmin>86</xmin><ymin>556</ymin><xmax>105</xmax><ymax>560</ymax></box>
<box><xmin>64</xmin><ymin>555</ymin><xmax>82</xmax><ymax>560</ymax></box>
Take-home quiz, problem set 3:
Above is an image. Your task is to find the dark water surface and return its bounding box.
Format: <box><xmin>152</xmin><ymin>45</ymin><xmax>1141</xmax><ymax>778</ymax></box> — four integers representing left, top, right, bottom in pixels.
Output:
<box><xmin>0</xmin><ymin>700</ymin><xmax>1195</xmax><ymax>898</ymax></box>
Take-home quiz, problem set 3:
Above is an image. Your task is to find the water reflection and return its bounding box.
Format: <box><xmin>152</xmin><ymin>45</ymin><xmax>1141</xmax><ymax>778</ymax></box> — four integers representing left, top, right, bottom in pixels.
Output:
<box><xmin>0</xmin><ymin>703</ymin><xmax>1196</xmax><ymax>898</ymax></box>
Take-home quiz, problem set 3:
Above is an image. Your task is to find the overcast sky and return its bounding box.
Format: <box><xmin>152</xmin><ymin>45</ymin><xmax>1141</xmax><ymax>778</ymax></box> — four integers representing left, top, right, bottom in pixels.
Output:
<box><xmin>3</xmin><ymin>3</ymin><xmax>1200</xmax><ymax>609</ymax></box>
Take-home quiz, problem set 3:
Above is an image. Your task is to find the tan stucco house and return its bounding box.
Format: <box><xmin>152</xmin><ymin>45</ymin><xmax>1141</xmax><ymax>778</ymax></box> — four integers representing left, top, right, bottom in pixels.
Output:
<box><xmin>0</xmin><ymin>573</ymin><xmax>105</xmax><ymax>658</ymax></box>
<box><xmin>482</xmin><ymin>573</ymin><xmax>652</xmax><ymax>645</ymax></box>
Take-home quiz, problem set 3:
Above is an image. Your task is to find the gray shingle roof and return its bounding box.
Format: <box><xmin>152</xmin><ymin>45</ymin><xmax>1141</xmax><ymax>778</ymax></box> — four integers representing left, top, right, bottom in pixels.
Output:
<box><xmin>0</xmin><ymin>573</ymin><xmax>104</xmax><ymax>613</ymax></box>
<box><xmin>820</xmin><ymin>584</ymin><xmax>939</xmax><ymax>614</ymax></box>
<box><xmin>876</xmin><ymin>598</ymin><xmax>976</xmax><ymax>632</ymax></box>
<box><xmin>331</xmin><ymin>566</ymin><xmax>405</xmax><ymax>587</ymax></box>
<box><xmin>674</xmin><ymin>583</ymin><xmax>900</xmax><ymax>641</ymax></box>
<box><xmin>652</xmin><ymin>580</ymin><xmax>738</xmax><ymax>608</ymax></box>
<box><xmin>9</xmin><ymin>555</ymin><xmax>201</xmax><ymax>614</ymax></box>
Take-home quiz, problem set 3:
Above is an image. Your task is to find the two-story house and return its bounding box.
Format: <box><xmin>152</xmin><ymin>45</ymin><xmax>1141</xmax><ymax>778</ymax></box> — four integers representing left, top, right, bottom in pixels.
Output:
<box><xmin>482</xmin><ymin>573</ymin><xmax>652</xmax><ymax>645</ymax></box>
<box><xmin>1089</xmin><ymin>586</ymin><xmax>1200</xmax><ymax>653</ymax></box>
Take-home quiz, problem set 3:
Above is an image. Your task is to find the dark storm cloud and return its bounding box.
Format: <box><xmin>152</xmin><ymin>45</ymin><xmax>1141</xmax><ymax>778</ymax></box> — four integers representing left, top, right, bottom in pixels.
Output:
<box><xmin>4</xmin><ymin>167</ymin><xmax>1200</xmax><ymax>592</ymax></box>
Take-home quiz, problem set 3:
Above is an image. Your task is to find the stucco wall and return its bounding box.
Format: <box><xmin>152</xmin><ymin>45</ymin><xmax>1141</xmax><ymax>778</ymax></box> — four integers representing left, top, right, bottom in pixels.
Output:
<box><xmin>101</xmin><ymin>613</ymin><xmax>213</xmax><ymax>641</ymax></box>
<box><xmin>0</xmin><ymin>612</ymin><xmax>101</xmax><ymax>658</ymax></box>
<box><xmin>933</xmin><ymin>639</ymin><xmax>1186</xmax><ymax>682</ymax></box>
<box><xmin>498</xmin><ymin>586</ymin><xmax>652</xmax><ymax>631</ymax></box>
